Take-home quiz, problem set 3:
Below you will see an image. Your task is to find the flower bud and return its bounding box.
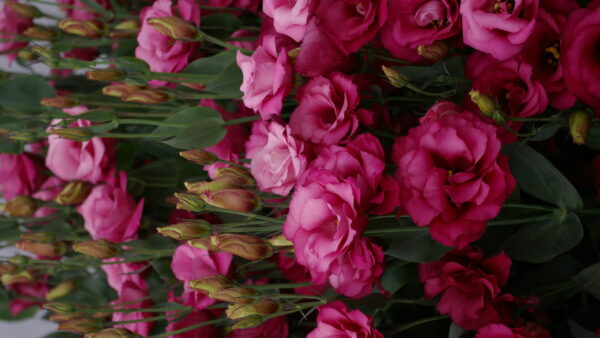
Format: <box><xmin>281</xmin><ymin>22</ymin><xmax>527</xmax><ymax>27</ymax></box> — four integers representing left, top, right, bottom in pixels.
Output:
<box><xmin>55</xmin><ymin>181</ymin><xmax>92</xmax><ymax>205</ymax></box>
<box><xmin>58</xmin><ymin>19</ymin><xmax>106</xmax><ymax>38</ymax></box>
<box><xmin>122</xmin><ymin>89</ymin><xmax>171</xmax><ymax>104</ymax></box>
<box><xmin>16</xmin><ymin>240</ymin><xmax>66</xmax><ymax>258</ymax></box>
<box><xmin>199</xmin><ymin>189</ymin><xmax>261</xmax><ymax>212</ymax></box>
<box><xmin>114</xmin><ymin>20</ymin><xmax>140</xmax><ymax>31</ymax></box>
<box><xmin>157</xmin><ymin>221</ymin><xmax>211</xmax><ymax>241</ymax></box>
<box><xmin>147</xmin><ymin>16</ymin><xmax>198</xmax><ymax>40</ymax></box>
<box><xmin>21</xmin><ymin>232</ymin><xmax>56</xmax><ymax>243</ymax></box>
<box><xmin>109</xmin><ymin>29</ymin><xmax>139</xmax><ymax>39</ymax></box>
<box><xmin>179</xmin><ymin>149</ymin><xmax>218</xmax><ymax>165</ymax></box>
<box><xmin>267</xmin><ymin>234</ymin><xmax>293</xmax><ymax>250</ymax></box>
<box><xmin>231</xmin><ymin>315</ymin><xmax>264</xmax><ymax>330</ymax></box>
<box><xmin>58</xmin><ymin>318</ymin><xmax>103</xmax><ymax>334</ymax></box>
<box><xmin>215</xmin><ymin>167</ymin><xmax>255</xmax><ymax>186</ymax></box>
<box><xmin>1</xmin><ymin>270</ymin><xmax>35</xmax><ymax>286</ymax></box>
<box><xmin>7</xmin><ymin>255</ymin><xmax>29</xmax><ymax>266</ymax></box>
<box><xmin>86</xmin><ymin>69</ymin><xmax>127</xmax><ymax>82</ymax></box>
<box><xmin>212</xmin><ymin>287</ymin><xmax>258</xmax><ymax>304</ymax></box>
<box><xmin>3</xmin><ymin>195</ymin><xmax>38</xmax><ymax>217</ymax></box>
<box><xmin>188</xmin><ymin>275</ymin><xmax>232</xmax><ymax>295</ymax></box>
<box><xmin>50</xmin><ymin>313</ymin><xmax>83</xmax><ymax>323</ymax></box>
<box><xmin>40</xmin><ymin>96</ymin><xmax>79</xmax><ymax>108</ymax></box>
<box><xmin>50</xmin><ymin>127</ymin><xmax>94</xmax><ymax>142</ymax></box>
<box><xmin>417</xmin><ymin>40</ymin><xmax>450</xmax><ymax>61</ymax></box>
<box><xmin>225</xmin><ymin>299</ymin><xmax>279</xmax><ymax>320</ymax></box>
<box><xmin>102</xmin><ymin>83</ymin><xmax>146</xmax><ymax>98</ymax></box>
<box><xmin>47</xmin><ymin>280</ymin><xmax>78</xmax><ymax>301</ymax></box>
<box><xmin>18</xmin><ymin>49</ymin><xmax>38</xmax><ymax>61</ymax></box>
<box><xmin>23</xmin><ymin>26</ymin><xmax>56</xmax><ymax>41</ymax></box>
<box><xmin>72</xmin><ymin>239</ymin><xmax>121</xmax><ymax>259</ymax></box>
<box><xmin>382</xmin><ymin>65</ymin><xmax>408</xmax><ymax>88</ymax></box>
<box><xmin>174</xmin><ymin>192</ymin><xmax>208</xmax><ymax>212</ymax></box>
<box><xmin>0</xmin><ymin>263</ymin><xmax>17</xmax><ymax>275</ymax></box>
<box><xmin>185</xmin><ymin>176</ymin><xmax>246</xmax><ymax>194</ymax></box>
<box><xmin>6</xmin><ymin>3</ymin><xmax>42</xmax><ymax>18</ymax></box>
<box><xmin>9</xmin><ymin>131</ymin><xmax>39</xmax><ymax>142</ymax></box>
<box><xmin>468</xmin><ymin>90</ymin><xmax>504</xmax><ymax>122</ymax></box>
<box><xmin>287</xmin><ymin>47</ymin><xmax>300</xmax><ymax>61</ymax></box>
<box><xmin>44</xmin><ymin>302</ymin><xmax>77</xmax><ymax>314</ymax></box>
<box><xmin>569</xmin><ymin>110</ymin><xmax>592</xmax><ymax>145</ymax></box>
<box><xmin>189</xmin><ymin>234</ymin><xmax>273</xmax><ymax>261</ymax></box>
<box><xmin>85</xmin><ymin>328</ymin><xmax>140</xmax><ymax>338</ymax></box>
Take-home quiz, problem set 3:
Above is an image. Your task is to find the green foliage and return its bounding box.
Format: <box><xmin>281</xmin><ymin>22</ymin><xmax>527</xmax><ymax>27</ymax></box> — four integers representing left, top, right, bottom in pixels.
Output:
<box><xmin>0</xmin><ymin>76</ymin><xmax>56</xmax><ymax>115</ymax></box>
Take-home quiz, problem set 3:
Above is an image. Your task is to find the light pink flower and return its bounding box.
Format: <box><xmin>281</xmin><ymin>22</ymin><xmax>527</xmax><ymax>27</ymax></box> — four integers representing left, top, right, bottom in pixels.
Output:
<box><xmin>112</xmin><ymin>281</ymin><xmax>155</xmax><ymax>336</ymax></box>
<box><xmin>102</xmin><ymin>258</ymin><xmax>148</xmax><ymax>293</ymax></box>
<box><xmin>307</xmin><ymin>301</ymin><xmax>383</xmax><ymax>338</ymax></box>
<box><xmin>263</xmin><ymin>0</ymin><xmax>314</xmax><ymax>42</ymax></box>
<box><xmin>0</xmin><ymin>153</ymin><xmax>46</xmax><ymax>200</ymax></box>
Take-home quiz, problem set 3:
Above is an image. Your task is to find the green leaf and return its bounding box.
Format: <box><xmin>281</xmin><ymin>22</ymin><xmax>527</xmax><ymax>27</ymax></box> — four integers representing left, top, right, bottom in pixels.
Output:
<box><xmin>448</xmin><ymin>323</ymin><xmax>466</xmax><ymax>338</ymax></box>
<box><xmin>180</xmin><ymin>51</ymin><xmax>242</xmax><ymax>96</ymax></box>
<box><xmin>151</xmin><ymin>106</ymin><xmax>226</xmax><ymax>150</ymax></box>
<box><xmin>78</xmin><ymin>109</ymin><xmax>116</xmax><ymax>122</ymax></box>
<box><xmin>200</xmin><ymin>13</ymin><xmax>242</xmax><ymax>39</ymax></box>
<box><xmin>182</xmin><ymin>50</ymin><xmax>237</xmax><ymax>77</ymax></box>
<box><xmin>568</xmin><ymin>320</ymin><xmax>597</xmax><ymax>338</ymax></box>
<box><xmin>0</xmin><ymin>140</ymin><xmax>24</xmax><ymax>154</ymax></box>
<box><xmin>0</xmin><ymin>76</ymin><xmax>56</xmax><ymax>114</ymax></box>
<box><xmin>381</xmin><ymin>263</ymin><xmax>417</xmax><ymax>294</ymax></box>
<box><xmin>573</xmin><ymin>261</ymin><xmax>600</xmax><ymax>301</ymax></box>
<box><xmin>503</xmin><ymin>143</ymin><xmax>583</xmax><ymax>210</ymax></box>
<box><xmin>384</xmin><ymin>219</ymin><xmax>451</xmax><ymax>262</ymax></box>
<box><xmin>89</xmin><ymin>120</ymin><xmax>119</xmax><ymax>133</ymax></box>
<box><xmin>203</xmin><ymin>62</ymin><xmax>242</xmax><ymax>97</ymax></box>
<box><xmin>586</xmin><ymin>124</ymin><xmax>600</xmax><ymax>151</ymax></box>
<box><xmin>502</xmin><ymin>211</ymin><xmax>583</xmax><ymax>263</ymax></box>
<box><xmin>150</xmin><ymin>106</ymin><xmax>210</xmax><ymax>138</ymax></box>
<box><xmin>115</xmin><ymin>56</ymin><xmax>150</xmax><ymax>73</ymax></box>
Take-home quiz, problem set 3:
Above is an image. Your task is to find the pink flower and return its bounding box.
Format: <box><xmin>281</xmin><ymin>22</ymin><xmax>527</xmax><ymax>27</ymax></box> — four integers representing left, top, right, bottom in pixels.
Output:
<box><xmin>0</xmin><ymin>153</ymin><xmax>46</xmax><ymax>200</ymax></box>
<box><xmin>46</xmin><ymin>119</ymin><xmax>116</xmax><ymax>184</ymax></box>
<box><xmin>60</xmin><ymin>0</ymin><xmax>110</xmax><ymax>20</ymax></box>
<box><xmin>289</xmin><ymin>72</ymin><xmax>360</xmax><ymax>145</ymax></box>
<box><xmin>420</xmin><ymin>100</ymin><xmax>462</xmax><ymax>124</ymax></box>
<box><xmin>381</xmin><ymin>0</ymin><xmax>460</xmax><ymax>61</ymax></box>
<box><xmin>276</xmin><ymin>253</ymin><xmax>329</xmax><ymax>295</ymax></box>
<box><xmin>393</xmin><ymin>111</ymin><xmax>515</xmax><ymax>248</ymax></box>
<box><xmin>237</xmin><ymin>34</ymin><xmax>293</xmax><ymax>120</ymax></box>
<box><xmin>309</xmin><ymin>133</ymin><xmax>400</xmax><ymax>214</ymax></box>
<box><xmin>419</xmin><ymin>247</ymin><xmax>513</xmax><ymax>330</ymax></box>
<box><xmin>0</xmin><ymin>2</ymin><xmax>32</xmax><ymax>64</ymax></box>
<box><xmin>226</xmin><ymin>316</ymin><xmax>289</xmax><ymax>338</ymax></box>
<box><xmin>307</xmin><ymin>301</ymin><xmax>383</xmax><ymax>338</ymax></box>
<box><xmin>250</xmin><ymin>121</ymin><xmax>309</xmax><ymax>196</ymax></box>
<box><xmin>102</xmin><ymin>258</ymin><xmax>148</xmax><ymax>293</ymax></box>
<box><xmin>166</xmin><ymin>309</ymin><xmax>220</xmax><ymax>338</ymax></box>
<box><xmin>561</xmin><ymin>1</ymin><xmax>600</xmax><ymax>113</ymax></box>
<box><xmin>245</xmin><ymin>120</ymin><xmax>270</xmax><ymax>159</ymax></box>
<box><xmin>112</xmin><ymin>281</ymin><xmax>155</xmax><ymax>336</ymax></box>
<box><xmin>77</xmin><ymin>172</ymin><xmax>144</xmax><ymax>243</ymax></box>
<box><xmin>136</xmin><ymin>0</ymin><xmax>200</xmax><ymax>84</ymax></box>
<box><xmin>314</xmin><ymin>0</ymin><xmax>388</xmax><ymax>54</ymax></box>
<box><xmin>263</xmin><ymin>0</ymin><xmax>314</xmax><ymax>42</ymax></box>
<box><xmin>171</xmin><ymin>243</ymin><xmax>232</xmax><ymax>309</ymax></box>
<box><xmin>460</xmin><ymin>0</ymin><xmax>538</xmax><ymax>60</ymax></box>
<box><xmin>32</xmin><ymin>177</ymin><xmax>65</xmax><ymax>219</ymax></box>
<box><xmin>8</xmin><ymin>282</ymin><xmax>48</xmax><ymax>317</ymax></box>
<box><xmin>475</xmin><ymin>323</ymin><xmax>552</xmax><ymax>338</ymax></box>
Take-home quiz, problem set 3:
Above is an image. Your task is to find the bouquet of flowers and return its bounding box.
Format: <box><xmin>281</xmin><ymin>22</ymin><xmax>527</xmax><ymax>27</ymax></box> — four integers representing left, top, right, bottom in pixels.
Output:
<box><xmin>0</xmin><ymin>0</ymin><xmax>600</xmax><ymax>336</ymax></box>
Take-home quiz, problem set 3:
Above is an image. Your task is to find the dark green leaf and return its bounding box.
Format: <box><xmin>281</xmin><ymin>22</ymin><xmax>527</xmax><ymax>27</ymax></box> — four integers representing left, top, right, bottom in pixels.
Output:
<box><xmin>90</xmin><ymin>120</ymin><xmax>119</xmax><ymax>133</ymax></box>
<box><xmin>0</xmin><ymin>76</ymin><xmax>56</xmax><ymax>114</ymax></box>
<box><xmin>530</xmin><ymin>122</ymin><xmax>562</xmax><ymax>141</ymax></box>
<box><xmin>115</xmin><ymin>56</ymin><xmax>150</xmax><ymax>73</ymax></box>
<box><xmin>385</xmin><ymin>219</ymin><xmax>451</xmax><ymax>262</ymax></box>
<box><xmin>503</xmin><ymin>143</ymin><xmax>583</xmax><ymax>210</ymax></box>
<box><xmin>151</xmin><ymin>106</ymin><xmax>213</xmax><ymax>138</ymax></box>
<box><xmin>381</xmin><ymin>263</ymin><xmax>417</xmax><ymax>294</ymax></box>
<box><xmin>586</xmin><ymin>124</ymin><xmax>600</xmax><ymax>151</ymax></box>
<box><xmin>201</xmin><ymin>13</ymin><xmax>242</xmax><ymax>39</ymax></box>
<box><xmin>163</xmin><ymin>117</ymin><xmax>226</xmax><ymax>149</ymax></box>
<box><xmin>448</xmin><ymin>323</ymin><xmax>466</xmax><ymax>338</ymax></box>
<box><xmin>78</xmin><ymin>109</ymin><xmax>116</xmax><ymax>122</ymax></box>
<box><xmin>568</xmin><ymin>320</ymin><xmax>596</xmax><ymax>338</ymax></box>
<box><xmin>203</xmin><ymin>62</ymin><xmax>242</xmax><ymax>97</ymax></box>
<box><xmin>182</xmin><ymin>50</ymin><xmax>237</xmax><ymax>77</ymax></box>
<box><xmin>573</xmin><ymin>261</ymin><xmax>600</xmax><ymax>301</ymax></box>
<box><xmin>502</xmin><ymin>211</ymin><xmax>583</xmax><ymax>263</ymax></box>
<box><xmin>0</xmin><ymin>140</ymin><xmax>24</xmax><ymax>154</ymax></box>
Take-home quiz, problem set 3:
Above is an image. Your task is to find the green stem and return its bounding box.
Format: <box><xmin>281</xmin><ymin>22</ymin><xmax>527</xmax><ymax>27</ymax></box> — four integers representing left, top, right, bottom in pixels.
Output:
<box><xmin>268</xmin><ymin>294</ymin><xmax>325</xmax><ymax>302</ymax></box>
<box><xmin>197</xmin><ymin>31</ymin><xmax>253</xmax><ymax>54</ymax></box>
<box><xmin>385</xmin><ymin>315</ymin><xmax>449</xmax><ymax>337</ymax></box>
<box><xmin>206</xmin><ymin>206</ymin><xmax>284</xmax><ymax>224</ymax></box>
<box><xmin>250</xmin><ymin>282</ymin><xmax>312</xmax><ymax>290</ymax></box>
<box><xmin>149</xmin><ymin>318</ymin><xmax>230</xmax><ymax>337</ymax></box>
<box><xmin>80</xmin><ymin>100</ymin><xmax>173</xmax><ymax>110</ymax></box>
<box><xmin>106</xmin><ymin>309</ymin><xmax>190</xmax><ymax>326</ymax></box>
<box><xmin>117</xmin><ymin>118</ymin><xmax>184</xmax><ymax>128</ymax></box>
<box><xmin>223</xmin><ymin>115</ymin><xmax>260</xmax><ymax>126</ymax></box>
<box><xmin>388</xmin><ymin>298</ymin><xmax>432</xmax><ymax>306</ymax></box>
<box><xmin>502</xmin><ymin>203</ymin><xmax>555</xmax><ymax>212</ymax></box>
<box><xmin>96</xmin><ymin>132</ymin><xmax>172</xmax><ymax>139</ymax></box>
<box><xmin>405</xmin><ymin>83</ymin><xmax>454</xmax><ymax>97</ymax></box>
<box><xmin>505</xmin><ymin>116</ymin><xmax>553</xmax><ymax>122</ymax></box>
<box><xmin>118</xmin><ymin>112</ymin><xmax>174</xmax><ymax>118</ymax></box>
<box><xmin>487</xmin><ymin>213</ymin><xmax>555</xmax><ymax>226</ymax></box>
<box><xmin>216</xmin><ymin>226</ymin><xmax>282</xmax><ymax>233</ymax></box>
<box><xmin>576</xmin><ymin>209</ymin><xmax>600</xmax><ymax>216</ymax></box>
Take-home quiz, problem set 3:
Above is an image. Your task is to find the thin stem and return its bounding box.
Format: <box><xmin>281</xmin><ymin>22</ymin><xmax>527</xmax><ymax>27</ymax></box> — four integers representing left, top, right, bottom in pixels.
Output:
<box><xmin>251</xmin><ymin>282</ymin><xmax>312</xmax><ymax>290</ymax></box>
<box><xmin>502</xmin><ymin>203</ymin><xmax>555</xmax><ymax>212</ymax></box>
<box><xmin>206</xmin><ymin>206</ymin><xmax>284</xmax><ymax>224</ymax></box>
<box><xmin>505</xmin><ymin>116</ymin><xmax>553</xmax><ymax>122</ymax></box>
<box><xmin>106</xmin><ymin>309</ymin><xmax>190</xmax><ymax>326</ymax></box>
<box><xmin>198</xmin><ymin>31</ymin><xmax>253</xmax><ymax>54</ymax></box>
<box><xmin>264</xmin><ymin>301</ymin><xmax>326</xmax><ymax>320</ymax></box>
<box><xmin>96</xmin><ymin>132</ymin><xmax>172</xmax><ymax>139</ymax></box>
<box><xmin>487</xmin><ymin>213</ymin><xmax>555</xmax><ymax>226</ymax></box>
<box><xmin>223</xmin><ymin>115</ymin><xmax>260</xmax><ymax>126</ymax></box>
<box><xmin>81</xmin><ymin>100</ymin><xmax>173</xmax><ymax>110</ymax></box>
<box><xmin>385</xmin><ymin>315</ymin><xmax>449</xmax><ymax>337</ymax></box>
<box><xmin>117</xmin><ymin>118</ymin><xmax>184</xmax><ymax>128</ymax></box>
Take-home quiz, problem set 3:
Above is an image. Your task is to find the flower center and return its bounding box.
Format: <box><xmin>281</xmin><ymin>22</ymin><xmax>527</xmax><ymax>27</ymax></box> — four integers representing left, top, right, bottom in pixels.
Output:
<box><xmin>414</xmin><ymin>1</ymin><xmax>446</xmax><ymax>28</ymax></box>
<box><xmin>493</xmin><ymin>0</ymin><xmax>514</xmax><ymax>14</ymax></box>
<box><xmin>356</xmin><ymin>2</ymin><xmax>366</xmax><ymax>16</ymax></box>
<box><xmin>543</xmin><ymin>42</ymin><xmax>560</xmax><ymax>67</ymax></box>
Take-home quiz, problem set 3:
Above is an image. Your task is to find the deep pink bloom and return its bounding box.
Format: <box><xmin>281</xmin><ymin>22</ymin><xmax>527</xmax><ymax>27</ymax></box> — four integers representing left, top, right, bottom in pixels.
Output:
<box><xmin>237</xmin><ymin>34</ymin><xmax>293</xmax><ymax>120</ymax></box>
<box><xmin>419</xmin><ymin>247</ymin><xmax>513</xmax><ymax>330</ymax></box>
<box><xmin>561</xmin><ymin>1</ymin><xmax>600</xmax><ymax>113</ymax></box>
<box><xmin>460</xmin><ymin>0</ymin><xmax>538</xmax><ymax>60</ymax></box>
<box><xmin>276</xmin><ymin>253</ymin><xmax>329</xmax><ymax>295</ymax></box>
<box><xmin>102</xmin><ymin>258</ymin><xmax>148</xmax><ymax>293</ymax></box>
<box><xmin>310</xmin><ymin>134</ymin><xmax>399</xmax><ymax>214</ymax></box>
<box><xmin>136</xmin><ymin>0</ymin><xmax>200</xmax><ymax>85</ymax></box>
<box><xmin>77</xmin><ymin>172</ymin><xmax>144</xmax><ymax>243</ymax></box>
<box><xmin>307</xmin><ymin>301</ymin><xmax>383</xmax><ymax>338</ymax></box>
<box><xmin>250</xmin><ymin>121</ymin><xmax>309</xmax><ymax>196</ymax></box>
<box><xmin>46</xmin><ymin>119</ymin><xmax>116</xmax><ymax>184</ymax></box>
<box><xmin>0</xmin><ymin>2</ymin><xmax>32</xmax><ymax>64</ymax></box>
<box><xmin>171</xmin><ymin>243</ymin><xmax>233</xmax><ymax>309</ymax></box>
<box><xmin>420</xmin><ymin>100</ymin><xmax>462</xmax><ymax>124</ymax></box>
<box><xmin>166</xmin><ymin>309</ymin><xmax>220</xmax><ymax>338</ymax></box>
<box><xmin>0</xmin><ymin>153</ymin><xmax>46</xmax><ymax>200</ymax></box>
<box><xmin>289</xmin><ymin>72</ymin><xmax>360</xmax><ymax>145</ymax></box>
<box><xmin>381</xmin><ymin>0</ymin><xmax>460</xmax><ymax>62</ymax></box>
<box><xmin>475</xmin><ymin>323</ymin><xmax>552</xmax><ymax>338</ymax></box>
<box><xmin>8</xmin><ymin>282</ymin><xmax>48</xmax><ymax>317</ymax></box>
<box><xmin>393</xmin><ymin>111</ymin><xmax>515</xmax><ymax>248</ymax></box>
<box><xmin>262</xmin><ymin>0</ymin><xmax>314</xmax><ymax>42</ymax></box>
<box><xmin>112</xmin><ymin>281</ymin><xmax>155</xmax><ymax>336</ymax></box>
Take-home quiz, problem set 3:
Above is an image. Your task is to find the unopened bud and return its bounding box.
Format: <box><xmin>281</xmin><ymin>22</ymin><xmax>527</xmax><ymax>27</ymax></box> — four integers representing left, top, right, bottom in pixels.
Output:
<box><xmin>185</xmin><ymin>176</ymin><xmax>246</xmax><ymax>194</ymax></box>
<box><xmin>199</xmin><ymin>189</ymin><xmax>261</xmax><ymax>212</ymax></box>
<box><xmin>6</xmin><ymin>3</ymin><xmax>42</xmax><ymax>18</ymax></box>
<box><xmin>189</xmin><ymin>275</ymin><xmax>232</xmax><ymax>295</ymax></box>
<box><xmin>180</xmin><ymin>83</ymin><xmax>206</xmax><ymax>91</ymax></box>
<box><xmin>382</xmin><ymin>65</ymin><xmax>408</xmax><ymax>88</ymax></box>
<box><xmin>9</xmin><ymin>131</ymin><xmax>39</xmax><ymax>142</ymax></box>
<box><xmin>157</xmin><ymin>221</ymin><xmax>211</xmax><ymax>241</ymax></box>
<box><xmin>72</xmin><ymin>239</ymin><xmax>120</xmax><ymax>259</ymax></box>
<box><xmin>23</xmin><ymin>26</ymin><xmax>56</xmax><ymax>41</ymax></box>
<box><xmin>41</xmin><ymin>96</ymin><xmax>78</xmax><ymax>108</ymax></box>
<box><xmin>215</xmin><ymin>167</ymin><xmax>255</xmax><ymax>186</ymax></box>
<box><xmin>85</xmin><ymin>328</ymin><xmax>140</xmax><ymax>338</ymax></box>
<box><xmin>417</xmin><ymin>40</ymin><xmax>450</xmax><ymax>61</ymax></box>
<box><xmin>55</xmin><ymin>181</ymin><xmax>92</xmax><ymax>205</ymax></box>
<box><xmin>469</xmin><ymin>90</ymin><xmax>504</xmax><ymax>122</ymax></box>
<box><xmin>58</xmin><ymin>19</ymin><xmax>106</xmax><ymax>38</ymax></box>
<box><xmin>109</xmin><ymin>30</ymin><xmax>139</xmax><ymax>39</ymax></box>
<box><xmin>569</xmin><ymin>110</ymin><xmax>592</xmax><ymax>145</ymax></box>
<box><xmin>225</xmin><ymin>299</ymin><xmax>279</xmax><ymax>320</ymax></box>
<box><xmin>189</xmin><ymin>234</ymin><xmax>273</xmax><ymax>261</ymax></box>
<box><xmin>147</xmin><ymin>16</ymin><xmax>198</xmax><ymax>40</ymax></box>
<box><xmin>114</xmin><ymin>20</ymin><xmax>140</xmax><ymax>31</ymax></box>
<box><xmin>122</xmin><ymin>89</ymin><xmax>171</xmax><ymax>104</ymax></box>
<box><xmin>102</xmin><ymin>83</ymin><xmax>146</xmax><ymax>98</ymax></box>
<box><xmin>174</xmin><ymin>192</ymin><xmax>207</xmax><ymax>212</ymax></box>
<box><xmin>1</xmin><ymin>270</ymin><xmax>35</xmax><ymax>285</ymax></box>
<box><xmin>86</xmin><ymin>69</ymin><xmax>127</xmax><ymax>82</ymax></box>
<box><xmin>18</xmin><ymin>49</ymin><xmax>38</xmax><ymax>61</ymax></box>
<box><xmin>267</xmin><ymin>234</ymin><xmax>293</xmax><ymax>250</ymax></box>
<box><xmin>231</xmin><ymin>315</ymin><xmax>264</xmax><ymax>330</ymax></box>
<box><xmin>287</xmin><ymin>47</ymin><xmax>300</xmax><ymax>61</ymax></box>
<box><xmin>7</xmin><ymin>255</ymin><xmax>29</xmax><ymax>266</ymax></box>
<box><xmin>50</xmin><ymin>127</ymin><xmax>93</xmax><ymax>142</ymax></box>
<box><xmin>46</xmin><ymin>280</ymin><xmax>78</xmax><ymax>301</ymax></box>
<box><xmin>3</xmin><ymin>196</ymin><xmax>38</xmax><ymax>217</ymax></box>
<box><xmin>44</xmin><ymin>302</ymin><xmax>76</xmax><ymax>314</ymax></box>
<box><xmin>49</xmin><ymin>313</ymin><xmax>83</xmax><ymax>323</ymax></box>
<box><xmin>16</xmin><ymin>240</ymin><xmax>66</xmax><ymax>258</ymax></box>
<box><xmin>58</xmin><ymin>318</ymin><xmax>103</xmax><ymax>333</ymax></box>
<box><xmin>179</xmin><ymin>149</ymin><xmax>218</xmax><ymax>165</ymax></box>
<box><xmin>212</xmin><ymin>287</ymin><xmax>258</xmax><ymax>304</ymax></box>
<box><xmin>21</xmin><ymin>232</ymin><xmax>56</xmax><ymax>243</ymax></box>
<box><xmin>0</xmin><ymin>264</ymin><xmax>17</xmax><ymax>275</ymax></box>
